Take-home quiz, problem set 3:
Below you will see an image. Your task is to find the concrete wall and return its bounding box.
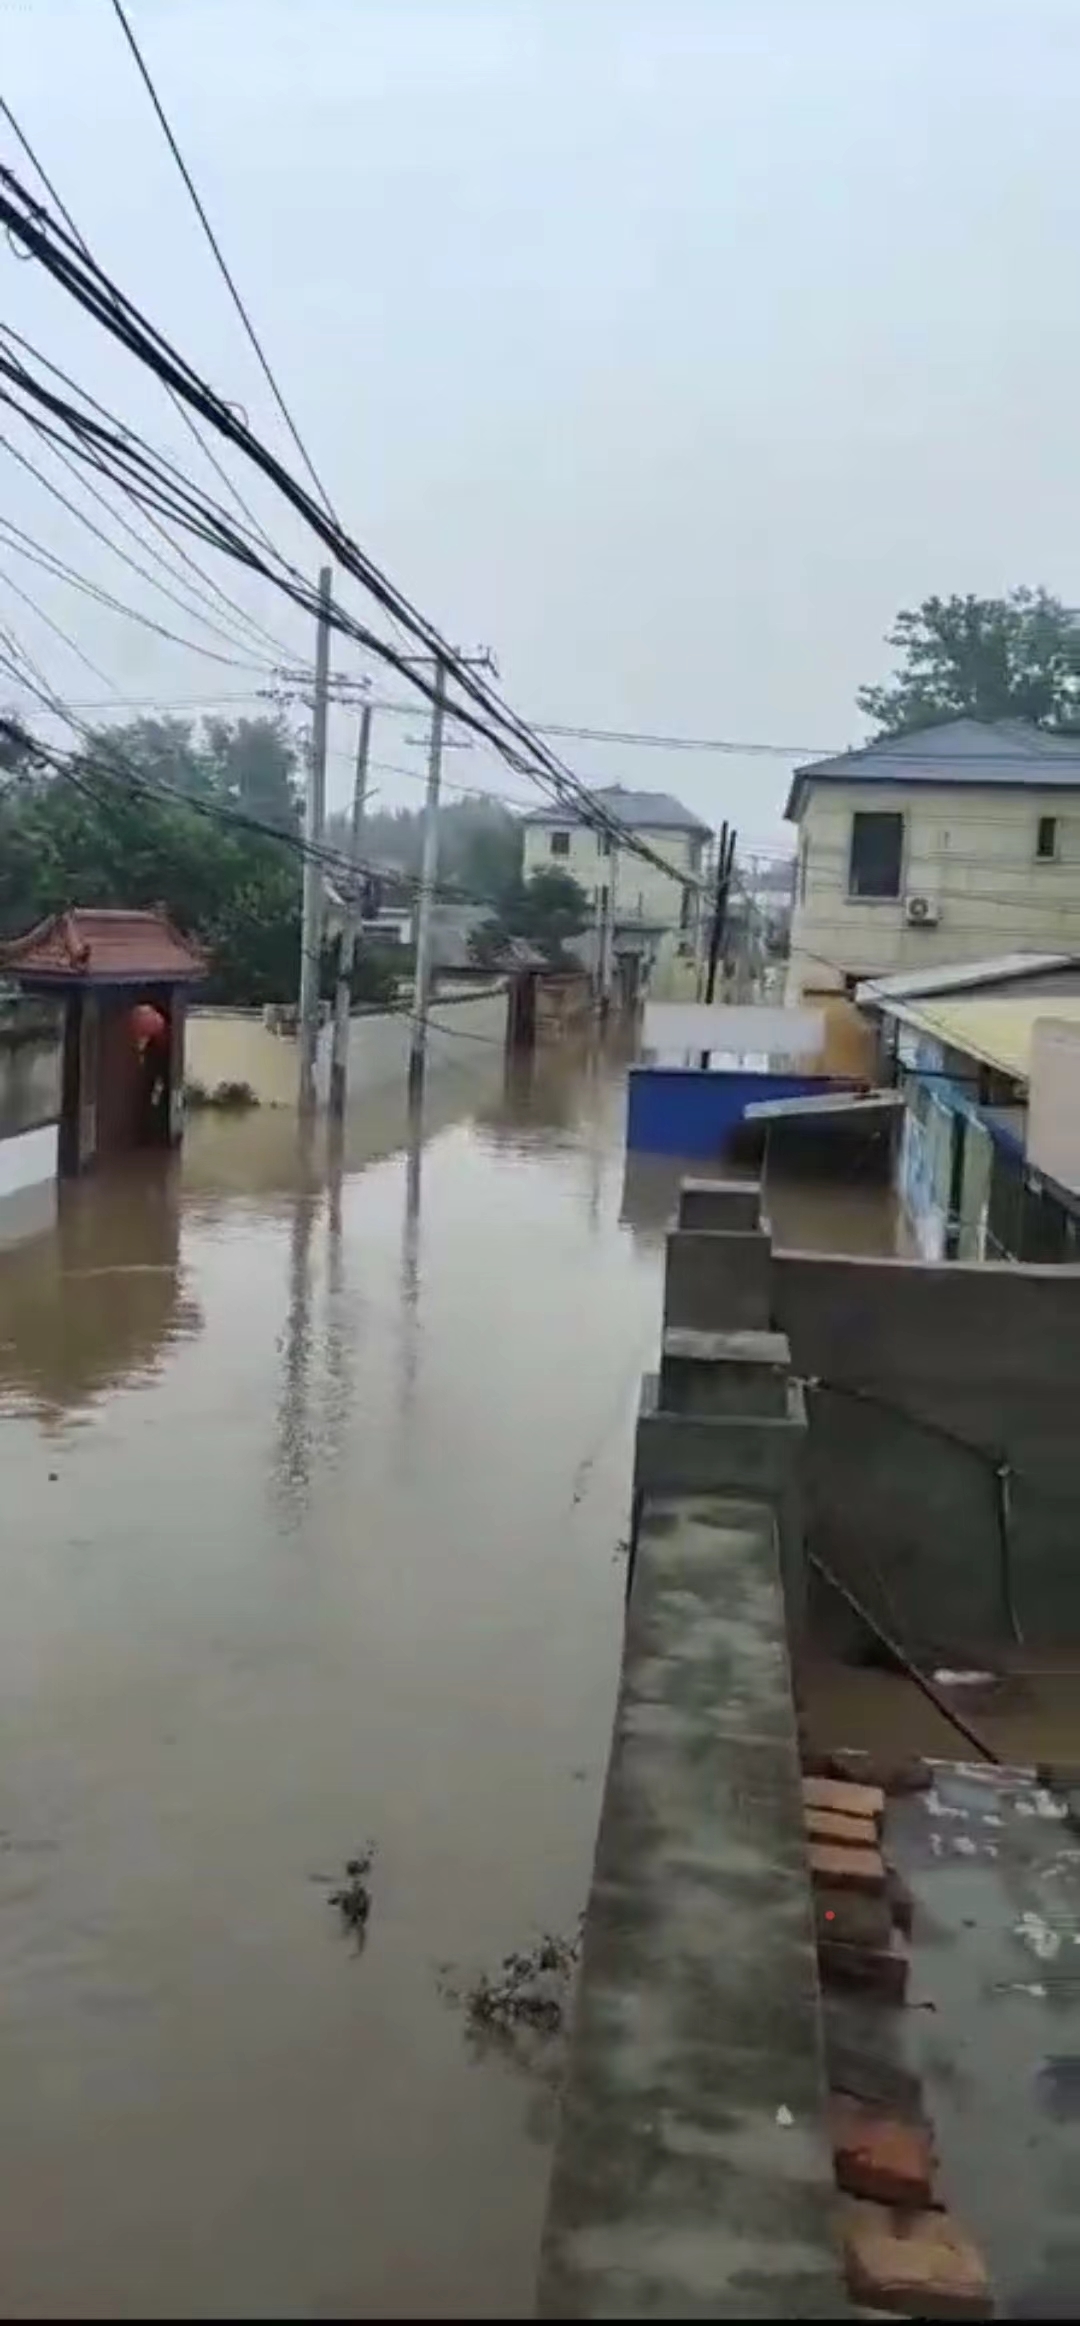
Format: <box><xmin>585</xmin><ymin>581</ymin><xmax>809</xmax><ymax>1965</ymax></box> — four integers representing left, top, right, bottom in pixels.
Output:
<box><xmin>773</xmin><ymin>1246</ymin><xmax>1080</xmax><ymax>1655</ymax></box>
<box><xmin>788</xmin><ymin>778</ymin><xmax>1080</xmax><ymax>995</ymax></box>
<box><xmin>537</xmin><ymin>1493</ymin><xmax>845</xmax><ymax>2320</ymax></box>
<box><xmin>186</xmin><ymin>987</ymin><xmax>506</xmax><ymax>1107</ymax></box>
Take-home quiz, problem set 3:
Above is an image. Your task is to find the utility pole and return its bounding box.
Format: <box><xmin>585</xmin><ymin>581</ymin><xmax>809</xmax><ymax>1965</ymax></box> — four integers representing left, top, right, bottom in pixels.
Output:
<box><xmin>408</xmin><ymin>654</ymin><xmax>447</xmax><ymax>1100</ymax></box>
<box><xmin>405</xmin><ymin>644</ymin><xmax>497</xmax><ymax>1101</ymax></box>
<box><xmin>699</xmin><ymin>822</ymin><xmax>736</xmax><ymax>1068</ymax></box>
<box><xmin>298</xmin><ymin>563</ymin><xmax>333</xmax><ymax>1113</ymax></box>
<box><xmin>594</xmin><ymin>837</ymin><xmax>614</xmax><ymax>1021</ymax></box>
<box><xmin>329</xmin><ymin>697</ymin><xmax>373</xmax><ymax>1124</ymax></box>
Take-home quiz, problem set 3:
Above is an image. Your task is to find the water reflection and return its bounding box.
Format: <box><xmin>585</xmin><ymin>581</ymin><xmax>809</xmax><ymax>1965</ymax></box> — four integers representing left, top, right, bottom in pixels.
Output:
<box><xmin>0</xmin><ymin>1157</ymin><xmax>196</xmax><ymax>1417</ymax></box>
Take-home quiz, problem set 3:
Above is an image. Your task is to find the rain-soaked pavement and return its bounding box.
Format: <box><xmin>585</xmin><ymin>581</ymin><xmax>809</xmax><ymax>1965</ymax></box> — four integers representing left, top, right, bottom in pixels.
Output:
<box><xmin>0</xmin><ymin>1044</ymin><xmax>667</xmax><ymax>2321</ymax></box>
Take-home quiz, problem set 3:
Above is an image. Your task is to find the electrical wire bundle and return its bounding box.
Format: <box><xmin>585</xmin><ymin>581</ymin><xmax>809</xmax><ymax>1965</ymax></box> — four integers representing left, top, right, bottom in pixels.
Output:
<box><xmin>0</xmin><ymin>149</ymin><xmax>710</xmax><ymax>904</ymax></box>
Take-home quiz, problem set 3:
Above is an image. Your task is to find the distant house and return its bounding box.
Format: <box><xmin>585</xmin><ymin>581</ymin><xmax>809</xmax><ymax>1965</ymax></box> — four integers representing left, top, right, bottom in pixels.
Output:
<box><xmin>521</xmin><ymin>785</ymin><xmax>711</xmax><ymax>994</ymax></box>
<box><xmin>784</xmin><ymin>717</ymin><xmax>1080</xmax><ymax>1001</ymax></box>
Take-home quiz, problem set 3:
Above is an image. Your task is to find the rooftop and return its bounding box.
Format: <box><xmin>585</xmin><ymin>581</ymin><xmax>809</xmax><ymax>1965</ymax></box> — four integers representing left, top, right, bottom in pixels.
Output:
<box><xmin>856</xmin><ymin>950</ymin><xmax>1080</xmax><ymax>1008</ymax></box>
<box><xmin>786</xmin><ymin>717</ymin><xmax>1080</xmax><ymax>819</ymax></box>
<box><xmin>882</xmin><ymin>990</ymin><xmax>1080</xmax><ymax>1082</ymax></box>
<box><xmin>0</xmin><ymin>908</ymin><xmax>206</xmax><ymax>986</ymax></box>
<box><xmin>522</xmin><ymin>784</ymin><xmax>710</xmax><ymax>836</ymax></box>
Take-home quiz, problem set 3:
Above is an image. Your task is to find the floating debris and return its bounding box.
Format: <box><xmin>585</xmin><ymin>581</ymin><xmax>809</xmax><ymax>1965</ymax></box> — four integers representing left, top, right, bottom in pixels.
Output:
<box><xmin>324</xmin><ymin>1845</ymin><xmax>375</xmax><ymax>1946</ymax></box>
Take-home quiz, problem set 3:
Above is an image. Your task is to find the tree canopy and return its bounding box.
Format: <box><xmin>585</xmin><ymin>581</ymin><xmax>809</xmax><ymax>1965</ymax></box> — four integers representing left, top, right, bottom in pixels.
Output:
<box><xmin>857</xmin><ymin>588</ymin><xmax>1080</xmax><ymax>737</ymax></box>
<box><xmin>1</xmin><ymin>714</ymin><xmax>313</xmax><ymax>1006</ymax></box>
<box><xmin>468</xmin><ymin>865</ymin><xmax>591</xmax><ymax>968</ymax></box>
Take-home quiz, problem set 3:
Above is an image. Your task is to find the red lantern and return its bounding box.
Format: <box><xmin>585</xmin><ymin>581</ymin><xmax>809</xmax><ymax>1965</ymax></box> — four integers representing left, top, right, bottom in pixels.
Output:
<box><xmin>129</xmin><ymin>1002</ymin><xmax>168</xmax><ymax>1048</ymax></box>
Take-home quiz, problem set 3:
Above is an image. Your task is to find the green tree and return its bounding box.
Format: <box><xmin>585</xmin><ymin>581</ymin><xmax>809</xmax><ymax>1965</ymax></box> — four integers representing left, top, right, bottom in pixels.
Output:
<box><xmin>0</xmin><ymin>714</ymin><xmax>305</xmax><ymax>1006</ymax></box>
<box><xmin>469</xmin><ymin>865</ymin><xmax>591</xmax><ymax>968</ymax></box>
<box><xmin>857</xmin><ymin>589</ymin><xmax>1080</xmax><ymax>737</ymax></box>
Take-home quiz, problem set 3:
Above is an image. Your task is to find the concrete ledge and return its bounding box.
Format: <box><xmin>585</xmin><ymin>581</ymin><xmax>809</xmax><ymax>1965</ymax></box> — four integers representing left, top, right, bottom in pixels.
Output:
<box><xmin>536</xmin><ymin>1493</ymin><xmax>847</xmax><ymax>2319</ymax></box>
<box><xmin>661</xmin><ymin>1327</ymin><xmax>792</xmax><ymax>1418</ymax></box>
<box><xmin>664</xmin><ymin>1227</ymin><xmax>773</xmax><ymax>1332</ymax></box>
<box><xmin>678</xmin><ymin>1178</ymin><xmax>763</xmax><ymax>1232</ymax></box>
<box><xmin>635</xmin><ymin>1373</ymin><xmax>806</xmax><ymax>1501</ymax></box>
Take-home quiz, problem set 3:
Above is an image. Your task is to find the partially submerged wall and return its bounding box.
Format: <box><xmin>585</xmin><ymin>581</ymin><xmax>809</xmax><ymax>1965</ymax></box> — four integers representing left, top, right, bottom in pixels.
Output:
<box><xmin>773</xmin><ymin>1248</ymin><xmax>1080</xmax><ymax>1656</ymax></box>
<box><xmin>186</xmin><ymin>987</ymin><xmax>507</xmax><ymax>1107</ymax></box>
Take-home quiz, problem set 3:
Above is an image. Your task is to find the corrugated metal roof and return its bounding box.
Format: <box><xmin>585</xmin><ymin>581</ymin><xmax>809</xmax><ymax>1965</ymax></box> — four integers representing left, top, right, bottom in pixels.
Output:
<box><xmin>884</xmin><ymin>992</ymin><xmax>1080</xmax><ymax>1082</ymax></box>
<box><xmin>786</xmin><ymin>717</ymin><xmax>1080</xmax><ymax>819</ymax></box>
<box><xmin>522</xmin><ymin>785</ymin><xmax>710</xmax><ymax>834</ymax></box>
<box><xmin>856</xmin><ymin>951</ymin><xmax>1080</xmax><ymax>1006</ymax></box>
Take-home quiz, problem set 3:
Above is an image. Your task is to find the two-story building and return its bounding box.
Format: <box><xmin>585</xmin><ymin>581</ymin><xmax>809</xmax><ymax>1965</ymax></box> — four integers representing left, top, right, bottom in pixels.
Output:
<box><xmin>785</xmin><ymin>717</ymin><xmax>1080</xmax><ymax>1001</ymax></box>
<box><xmin>520</xmin><ymin>785</ymin><xmax>710</xmax><ymax>999</ymax></box>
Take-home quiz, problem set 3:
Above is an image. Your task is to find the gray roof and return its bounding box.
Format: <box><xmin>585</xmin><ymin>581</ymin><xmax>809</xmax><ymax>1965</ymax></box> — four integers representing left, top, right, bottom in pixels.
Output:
<box><xmin>522</xmin><ymin>784</ymin><xmax>710</xmax><ymax>836</ymax></box>
<box><xmin>856</xmin><ymin>951</ymin><xmax>1080</xmax><ymax>1007</ymax></box>
<box><xmin>785</xmin><ymin>717</ymin><xmax>1080</xmax><ymax>819</ymax></box>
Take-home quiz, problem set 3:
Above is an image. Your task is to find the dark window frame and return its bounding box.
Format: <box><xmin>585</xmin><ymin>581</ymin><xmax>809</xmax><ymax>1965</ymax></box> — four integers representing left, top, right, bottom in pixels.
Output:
<box><xmin>848</xmin><ymin>809</ymin><xmax>904</xmax><ymax>900</ymax></box>
<box><xmin>549</xmin><ymin>829</ymin><xmax>570</xmax><ymax>858</ymax></box>
<box><xmin>1036</xmin><ymin>814</ymin><xmax>1058</xmax><ymax>862</ymax></box>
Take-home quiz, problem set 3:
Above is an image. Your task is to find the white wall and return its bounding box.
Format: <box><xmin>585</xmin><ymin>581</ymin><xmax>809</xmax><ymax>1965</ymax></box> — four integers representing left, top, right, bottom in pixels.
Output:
<box><xmin>0</xmin><ymin>1123</ymin><xmax>59</xmax><ymax>1250</ymax></box>
<box><xmin>788</xmin><ymin>781</ymin><xmax>1080</xmax><ymax>995</ymax></box>
<box><xmin>522</xmin><ymin>820</ymin><xmax>702</xmax><ymax>937</ymax></box>
<box><xmin>1027</xmin><ymin>1017</ymin><xmax>1080</xmax><ymax>1198</ymax></box>
<box><xmin>187</xmin><ymin>990</ymin><xmax>507</xmax><ymax>1109</ymax></box>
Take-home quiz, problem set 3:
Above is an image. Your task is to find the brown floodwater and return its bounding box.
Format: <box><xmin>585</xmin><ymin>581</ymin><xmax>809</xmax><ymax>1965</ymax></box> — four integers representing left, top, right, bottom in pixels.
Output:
<box><xmin>1</xmin><ymin>1047</ymin><xmax>1075</xmax><ymax>2318</ymax></box>
<box><xmin>0</xmin><ymin>1048</ymin><xmax>661</xmax><ymax>2321</ymax></box>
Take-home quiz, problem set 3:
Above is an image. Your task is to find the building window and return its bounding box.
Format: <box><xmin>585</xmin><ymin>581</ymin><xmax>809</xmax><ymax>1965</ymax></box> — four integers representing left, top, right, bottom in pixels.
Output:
<box><xmin>848</xmin><ymin>810</ymin><xmax>903</xmax><ymax>899</ymax></box>
<box><xmin>1036</xmin><ymin>814</ymin><xmax>1058</xmax><ymax>861</ymax></box>
<box><xmin>679</xmin><ymin>884</ymin><xmax>692</xmax><ymax>929</ymax></box>
<box><xmin>550</xmin><ymin>830</ymin><xmax>570</xmax><ymax>857</ymax></box>
<box><xmin>797</xmin><ymin>838</ymin><xmax>808</xmax><ymax>903</ymax></box>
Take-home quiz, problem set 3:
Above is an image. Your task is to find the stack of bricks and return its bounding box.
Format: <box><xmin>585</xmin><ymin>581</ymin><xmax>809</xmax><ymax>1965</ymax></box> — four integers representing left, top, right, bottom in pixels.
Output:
<box><xmin>802</xmin><ymin>1769</ymin><xmax>994</xmax><ymax>2318</ymax></box>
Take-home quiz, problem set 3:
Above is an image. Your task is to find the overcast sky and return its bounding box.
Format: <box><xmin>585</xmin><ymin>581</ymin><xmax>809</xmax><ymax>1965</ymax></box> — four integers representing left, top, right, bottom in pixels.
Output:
<box><xmin>3</xmin><ymin>0</ymin><xmax>1080</xmax><ymax>847</ymax></box>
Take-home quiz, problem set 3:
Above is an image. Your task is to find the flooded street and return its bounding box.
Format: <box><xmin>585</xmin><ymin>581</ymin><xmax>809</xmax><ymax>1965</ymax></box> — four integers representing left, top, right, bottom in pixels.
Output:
<box><xmin>3</xmin><ymin>1041</ymin><xmax>1076</xmax><ymax>2317</ymax></box>
<box><xmin>0</xmin><ymin>1049</ymin><xmax>657</xmax><ymax>2320</ymax></box>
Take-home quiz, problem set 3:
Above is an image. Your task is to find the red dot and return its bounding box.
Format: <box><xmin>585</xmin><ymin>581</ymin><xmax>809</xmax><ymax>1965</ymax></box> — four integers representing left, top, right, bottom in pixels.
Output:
<box><xmin>825</xmin><ymin>1909</ymin><xmax>836</xmax><ymax>1920</ymax></box>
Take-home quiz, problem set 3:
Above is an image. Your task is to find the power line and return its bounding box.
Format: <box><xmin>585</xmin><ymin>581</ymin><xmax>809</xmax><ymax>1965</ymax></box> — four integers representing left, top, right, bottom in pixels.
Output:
<box><xmin>0</xmin><ymin>560</ymin><xmax>118</xmax><ymax>689</ymax></box>
<box><xmin>0</xmin><ymin>166</ymin><xmax>713</xmax><ymax>896</ymax></box>
<box><xmin>107</xmin><ymin>0</ymin><xmax>337</xmax><ymax>521</ymax></box>
<box><xmin>0</xmin><ymin>423</ymin><xmax>283</xmax><ymax>665</ymax></box>
<box><xmin>0</xmin><ymin>509</ymin><xmax>282</xmax><ymax>672</ymax></box>
<box><xmin>0</xmin><ymin>92</ymin><xmax>286</xmax><ymax>563</ymax></box>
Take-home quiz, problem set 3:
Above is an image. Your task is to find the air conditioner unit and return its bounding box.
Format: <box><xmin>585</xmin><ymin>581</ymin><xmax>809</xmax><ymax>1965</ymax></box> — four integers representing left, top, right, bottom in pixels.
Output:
<box><xmin>904</xmin><ymin>893</ymin><xmax>940</xmax><ymax>927</ymax></box>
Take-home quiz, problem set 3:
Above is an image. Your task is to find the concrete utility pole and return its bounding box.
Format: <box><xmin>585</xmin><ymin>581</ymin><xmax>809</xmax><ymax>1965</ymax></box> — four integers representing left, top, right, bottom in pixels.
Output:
<box><xmin>699</xmin><ymin>822</ymin><xmax>736</xmax><ymax>1069</ymax></box>
<box><xmin>298</xmin><ymin>563</ymin><xmax>334</xmax><ymax>1112</ymax></box>
<box><xmin>594</xmin><ymin>839</ymin><xmax>614</xmax><ymax>1020</ymax></box>
<box><xmin>329</xmin><ymin>697</ymin><xmax>373</xmax><ymax>1123</ymax></box>
<box><xmin>405</xmin><ymin>645</ymin><xmax>497</xmax><ymax>1099</ymax></box>
<box><xmin>408</xmin><ymin>654</ymin><xmax>447</xmax><ymax>1100</ymax></box>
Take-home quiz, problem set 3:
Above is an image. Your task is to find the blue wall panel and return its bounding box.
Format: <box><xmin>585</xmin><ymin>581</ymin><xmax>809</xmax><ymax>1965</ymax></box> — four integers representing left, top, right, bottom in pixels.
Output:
<box><xmin>626</xmin><ymin>1066</ymin><xmax>852</xmax><ymax>1157</ymax></box>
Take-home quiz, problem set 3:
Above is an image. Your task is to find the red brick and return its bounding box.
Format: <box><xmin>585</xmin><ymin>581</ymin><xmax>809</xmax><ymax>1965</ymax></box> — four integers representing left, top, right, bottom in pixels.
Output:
<box><xmin>840</xmin><ymin>2199</ymin><xmax>993</xmax><ymax>2317</ymax></box>
<box><xmin>830</xmin><ymin>2097</ymin><xmax>934</xmax><ymax>2205</ymax></box>
<box><xmin>803</xmin><ymin>1775</ymin><xmax>885</xmax><ymax>1829</ymax></box>
<box><xmin>809</xmin><ymin>1841</ymin><xmax>886</xmax><ymax>1894</ymax></box>
<box><xmin>819</xmin><ymin>1931</ymin><xmax>910</xmax><ymax>2002</ymax></box>
<box><xmin>806</xmin><ymin>1806</ymin><xmax>879</xmax><ymax>1849</ymax></box>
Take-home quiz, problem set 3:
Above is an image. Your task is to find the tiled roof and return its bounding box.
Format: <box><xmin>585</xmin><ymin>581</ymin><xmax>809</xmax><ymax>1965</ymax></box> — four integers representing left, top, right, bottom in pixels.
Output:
<box><xmin>786</xmin><ymin>717</ymin><xmax>1080</xmax><ymax>818</ymax></box>
<box><xmin>522</xmin><ymin>785</ymin><xmax>710</xmax><ymax>835</ymax></box>
<box><xmin>0</xmin><ymin>908</ymin><xmax>206</xmax><ymax>983</ymax></box>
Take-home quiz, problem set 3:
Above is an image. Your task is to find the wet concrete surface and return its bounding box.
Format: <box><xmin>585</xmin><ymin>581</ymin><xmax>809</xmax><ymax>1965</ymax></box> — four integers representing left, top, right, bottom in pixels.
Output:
<box><xmin>828</xmin><ymin>1761</ymin><xmax>1080</xmax><ymax>2319</ymax></box>
<box><xmin>0</xmin><ymin>1049</ymin><xmax>658</xmax><ymax>2320</ymax></box>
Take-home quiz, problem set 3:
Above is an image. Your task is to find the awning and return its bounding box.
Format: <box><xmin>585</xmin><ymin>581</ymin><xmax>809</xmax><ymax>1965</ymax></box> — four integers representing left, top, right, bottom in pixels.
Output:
<box><xmin>743</xmin><ymin>1087</ymin><xmax>901</xmax><ymax>1124</ymax></box>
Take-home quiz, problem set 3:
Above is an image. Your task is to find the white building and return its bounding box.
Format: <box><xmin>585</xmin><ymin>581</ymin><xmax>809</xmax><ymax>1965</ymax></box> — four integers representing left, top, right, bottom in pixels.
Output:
<box><xmin>785</xmin><ymin>717</ymin><xmax>1080</xmax><ymax>1000</ymax></box>
<box><xmin>520</xmin><ymin>786</ymin><xmax>710</xmax><ymax>995</ymax></box>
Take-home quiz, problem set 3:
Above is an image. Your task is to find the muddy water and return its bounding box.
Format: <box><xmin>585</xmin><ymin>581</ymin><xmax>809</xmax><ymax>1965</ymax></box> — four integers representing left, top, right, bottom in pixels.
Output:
<box><xmin>0</xmin><ymin>1051</ymin><xmax>661</xmax><ymax>2321</ymax></box>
